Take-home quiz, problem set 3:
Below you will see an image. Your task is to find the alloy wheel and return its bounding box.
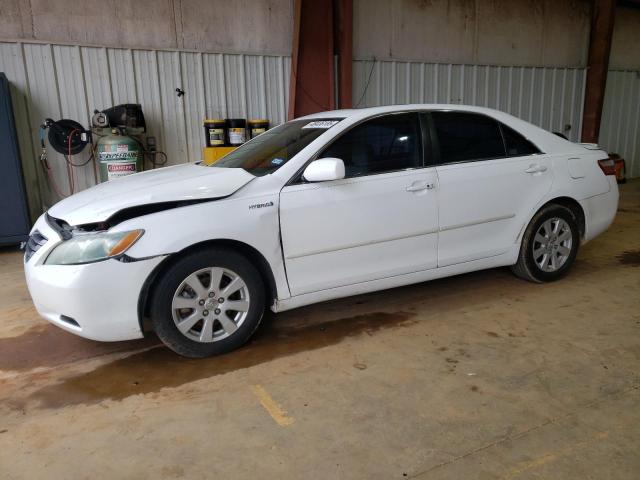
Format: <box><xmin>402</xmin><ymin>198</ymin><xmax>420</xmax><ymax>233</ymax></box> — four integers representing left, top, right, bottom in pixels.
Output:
<box><xmin>532</xmin><ymin>217</ymin><xmax>573</xmax><ymax>273</ymax></box>
<box><xmin>171</xmin><ymin>267</ymin><xmax>251</xmax><ymax>343</ymax></box>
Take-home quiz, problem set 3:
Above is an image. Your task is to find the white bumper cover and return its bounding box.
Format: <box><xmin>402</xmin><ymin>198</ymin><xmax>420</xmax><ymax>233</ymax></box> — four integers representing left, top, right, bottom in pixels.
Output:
<box><xmin>24</xmin><ymin>215</ymin><xmax>165</xmax><ymax>342</ymax></box>
<box><xmin>580</xmin><ymin>177</ymin><xmax>619</xmax><ymax>243</ymax></box>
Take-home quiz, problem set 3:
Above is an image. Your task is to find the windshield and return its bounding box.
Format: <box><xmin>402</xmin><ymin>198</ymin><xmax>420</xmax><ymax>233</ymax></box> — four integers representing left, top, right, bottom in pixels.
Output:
<box><xmin>212</xmin><ymin>118</ymin><xmax>343</xmax><ymax>176</ymax></box>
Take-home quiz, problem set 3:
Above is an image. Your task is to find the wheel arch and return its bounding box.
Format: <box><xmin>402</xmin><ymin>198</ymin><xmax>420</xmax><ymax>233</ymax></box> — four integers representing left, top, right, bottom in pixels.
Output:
<box><xmin>516</xmin><ymin>195</ymin><xmax>586</xmax><ymax>249</ymax></box>
<box><xmin>137</xmin><ymin>239</ymin><xmax>278</xmax><ymax>335</ymax></box>
<box><xmin>538</xmin><ymin>196</ymin><xmax>586</xmax><ymax>239</ymax></box>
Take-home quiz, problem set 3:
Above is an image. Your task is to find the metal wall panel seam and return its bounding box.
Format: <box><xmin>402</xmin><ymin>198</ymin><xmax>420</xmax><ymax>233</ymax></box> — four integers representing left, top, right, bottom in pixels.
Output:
<box><xmin>420</xmin><ymin>63</ymin><xmax>425</xmax><ymax>103</ymax></box>
<box><xmin>549</xmin><ymin>68</ymin><xmax>556</xmax><ymax>131</ymax></box>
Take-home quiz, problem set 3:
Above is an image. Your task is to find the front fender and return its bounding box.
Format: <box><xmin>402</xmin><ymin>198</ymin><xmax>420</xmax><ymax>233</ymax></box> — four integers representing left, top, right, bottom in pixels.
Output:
<box><xmin>113</xmin><ymin>194</ymin><xmax>290</xmax><ymax>300</ymax></box>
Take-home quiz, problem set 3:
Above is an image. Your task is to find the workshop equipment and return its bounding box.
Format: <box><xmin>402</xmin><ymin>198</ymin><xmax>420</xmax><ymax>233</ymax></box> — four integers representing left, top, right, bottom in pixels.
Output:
<box><xmin>92</xmin><ymin>104</ymin><xmax>146</xmax><ymax>182</ymax></box>
<box><xmin>204</xmin><ymin>119</ymin><xmax>227</xmax><ymax>147</ymax></box>
<box><xmin>248</xmin><ymin>119</ymin><xmax>269</xmax><ymax>138</ymax></box>
<box><xmin>38</xmin><ymin>117</ymin><xmax>92</xmax><ymax>198</ymax></box>
<box><xmin>96</xmin><ymin>130</ymin><xmax>144</xmax><ymax>182</ymax></box>
<box><xmin>227</xmin><ymin>118</ymin><xmax>247</xmax><ymax>145</ymax></box>
<box><xmin>40</xmin><ymin>103</ymin><xmax>166</xmax><ymax>194</ymax></box>
<box><xmin>203</xmin><ymin>146</ymin><xmax>237</xmax><ymax>165</ymax></box>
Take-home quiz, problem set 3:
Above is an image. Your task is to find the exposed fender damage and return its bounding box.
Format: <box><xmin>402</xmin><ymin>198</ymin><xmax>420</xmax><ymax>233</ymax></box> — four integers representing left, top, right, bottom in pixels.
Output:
<box><xmin>52</xmin><ymin>197</ymin><xmax>227</xmax><ymax>232</ymax></box>
<box><xmin>47</xmin><ymin>163</ymin><xmax>256</xmax><ymax>225</ymax></box>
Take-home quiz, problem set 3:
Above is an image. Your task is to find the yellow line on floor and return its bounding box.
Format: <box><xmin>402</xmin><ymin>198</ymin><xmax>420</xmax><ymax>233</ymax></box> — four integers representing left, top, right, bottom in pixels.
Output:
<box><xmin>251</xmin><ymin>384</ymin><xmax>295</xmax><ymax>427</ymax></box>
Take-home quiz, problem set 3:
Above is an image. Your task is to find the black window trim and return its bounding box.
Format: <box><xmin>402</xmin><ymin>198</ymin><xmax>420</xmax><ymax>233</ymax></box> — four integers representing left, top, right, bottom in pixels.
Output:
<box><xmin>426</xmin><ymin>110</ymin><xmax>545</xmax><ymax>167</ymax></box>
<box><xmin>286</xmin><ymin>110</ymin><xmax>431</xmax><ymax>186</ymax></box>
<box><xmin>285</xmin><ymin>109</ymin><xmax>545</xmax><ymax>185</ymax></box>
<box><xmin>498</xmin><ymin>121</ymin><xmax>543</xmax><ymax>158</ymax></box>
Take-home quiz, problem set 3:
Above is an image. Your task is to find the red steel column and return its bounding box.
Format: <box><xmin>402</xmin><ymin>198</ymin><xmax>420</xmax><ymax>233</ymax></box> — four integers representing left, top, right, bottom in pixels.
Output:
<box><xmin>336</xmin><ymin>0</ymin><xmax>353</xmax><ymax>109</ymax></box>
<box><xmin>581</xmin><ymin>0</ymin><xmax>616</xmax><ymax>143</ymax></box>
<box><xmin>288</xmin><ymin>0</ymin><xmax>352</xmax><ymax>119</ymax></box>
<box><xmin>288</xmin><ymin>0</ymin><xmax>334</xmax><ymax>119</ymax></box>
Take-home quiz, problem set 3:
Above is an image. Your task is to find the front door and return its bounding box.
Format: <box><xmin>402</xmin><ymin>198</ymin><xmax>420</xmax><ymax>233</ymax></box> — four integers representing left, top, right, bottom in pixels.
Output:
<box><xmin>279</xmin><ymin>113</ymin><xmax>439</xmax><ymax>296</ymax></box>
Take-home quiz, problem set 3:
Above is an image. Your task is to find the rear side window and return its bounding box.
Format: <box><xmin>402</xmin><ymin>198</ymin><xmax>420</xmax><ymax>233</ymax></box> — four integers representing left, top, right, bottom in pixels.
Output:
<box><xmin>500</xmin><ymin>124</ymin><xmax>541</xmax><ymax>156</ymax></box>
<box><xmin>431</xmin><ymin>112</ymin><xmax>505</xmax><ymax>164</ymax></box>
<box><xmin>321</xmin><ymin>113</ymin><xmax>422</xmax><ymax>177</ymax></box>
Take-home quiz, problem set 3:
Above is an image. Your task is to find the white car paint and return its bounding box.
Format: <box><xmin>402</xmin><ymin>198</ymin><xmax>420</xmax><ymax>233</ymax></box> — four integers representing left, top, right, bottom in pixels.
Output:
<box><xmin>435</xmin><ymin>154</ymin><xmax>555</xmax><ymax>266</ymax></box>
<box><xmin>24</xmin><ymin>104</ymin><xmax>618</xmax><ymax>342</ymax></box>
<box><xmin>48</xmin><ymin>163</ymin><xmax>256</xmax><ymax>225</ymax></box>
<box><xmin>280</xmin><ymin>167</ymin><xmax>439</xmax><ymax>295</ymax></box>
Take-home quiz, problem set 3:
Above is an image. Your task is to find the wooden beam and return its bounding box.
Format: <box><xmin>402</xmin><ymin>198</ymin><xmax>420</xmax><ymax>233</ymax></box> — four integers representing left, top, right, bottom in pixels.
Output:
<box><xmin>581</xmin><ymin>0</ymin><xmax>616</xmax><ymax>143</ymax></box>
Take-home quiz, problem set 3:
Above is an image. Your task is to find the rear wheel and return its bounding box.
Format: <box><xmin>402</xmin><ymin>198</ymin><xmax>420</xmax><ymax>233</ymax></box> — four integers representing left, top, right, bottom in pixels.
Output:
<box><xmin>511</xmin><ymin>204</ymin><xmax>580</xmax><ymax>283</ymax></box>
<box><xmin>150</xmin><ymin>248</ymin><xmax>265</xmax><ymax>358</ymax></box>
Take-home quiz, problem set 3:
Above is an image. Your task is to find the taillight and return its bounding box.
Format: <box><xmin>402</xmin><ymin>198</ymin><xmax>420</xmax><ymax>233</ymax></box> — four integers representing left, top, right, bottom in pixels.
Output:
<box><xmin>598</xmin><ymin>158</ymin><xmax>616</xmax><ymax>175</ymax></box>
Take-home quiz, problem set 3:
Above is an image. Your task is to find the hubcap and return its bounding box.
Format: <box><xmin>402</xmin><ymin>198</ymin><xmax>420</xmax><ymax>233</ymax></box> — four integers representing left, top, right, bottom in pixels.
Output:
<box><xmin>171</xmin><ymin>267</ymin><xmax>251</xmax><ymax>343</ymax></box>
<box><xmin>532</xmin><ymin>217</ymin><xmax>573</xmax><ymax>272</ymax></box>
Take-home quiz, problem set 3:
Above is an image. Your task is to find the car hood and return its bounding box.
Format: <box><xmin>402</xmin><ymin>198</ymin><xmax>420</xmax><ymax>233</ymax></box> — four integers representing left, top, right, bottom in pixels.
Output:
<box><xmin>48</xmin><ymin>164</ymin><xmax>255</xmax><ymax>225</ymax></box>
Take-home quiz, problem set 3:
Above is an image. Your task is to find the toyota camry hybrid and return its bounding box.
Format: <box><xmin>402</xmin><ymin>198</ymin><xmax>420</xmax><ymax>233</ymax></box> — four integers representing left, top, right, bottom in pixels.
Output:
<box><xmin>23</xmin><ymin>105</ymin><xmax>619</xmax><ymax>357</ymax></box>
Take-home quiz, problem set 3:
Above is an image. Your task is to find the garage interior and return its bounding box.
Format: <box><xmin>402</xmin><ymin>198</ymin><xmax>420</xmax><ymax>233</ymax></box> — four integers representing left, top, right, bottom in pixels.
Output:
<box><xmin>1</xmin><ymin>0</ymin><xmax>639</xmax><ymax>478</ymax></box>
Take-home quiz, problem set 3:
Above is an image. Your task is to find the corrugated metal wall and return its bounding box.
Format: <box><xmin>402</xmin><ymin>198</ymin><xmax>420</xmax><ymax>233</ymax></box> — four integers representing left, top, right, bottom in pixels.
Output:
<box><xmin>0</xmin><ymin>40</ymin><xmax>290</xmax><ymax>210</ymax></box>
<box><xmin>353</xmin><ymin>59</ymin><xmax>587</xmax><ymax>143</ymax></box>
<box><xmin>599</xmin><ymin>70</ymin><xmax>640</xmax><ymax>179</ymax></box>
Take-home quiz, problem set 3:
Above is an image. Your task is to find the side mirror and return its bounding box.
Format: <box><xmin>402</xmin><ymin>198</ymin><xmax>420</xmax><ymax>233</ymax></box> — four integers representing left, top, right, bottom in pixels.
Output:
<box><xmin>302</xmin><ymin>158</ymin><xmax>345</xmax><ymax>182</ymax></box>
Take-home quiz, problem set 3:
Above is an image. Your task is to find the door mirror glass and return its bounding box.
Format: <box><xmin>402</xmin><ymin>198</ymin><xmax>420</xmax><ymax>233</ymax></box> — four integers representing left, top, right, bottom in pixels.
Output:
<box><xmin>302</xmin><ymin>158</ymin><xmax>346</xmax><ymax>182</ymax></box>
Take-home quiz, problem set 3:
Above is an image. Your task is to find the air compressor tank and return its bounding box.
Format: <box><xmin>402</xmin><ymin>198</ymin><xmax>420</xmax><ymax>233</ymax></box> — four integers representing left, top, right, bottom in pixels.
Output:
<box><xmin>97</xmin><ymin>130</ymin><xmax>143</xmax><ymax>182</ymax></box>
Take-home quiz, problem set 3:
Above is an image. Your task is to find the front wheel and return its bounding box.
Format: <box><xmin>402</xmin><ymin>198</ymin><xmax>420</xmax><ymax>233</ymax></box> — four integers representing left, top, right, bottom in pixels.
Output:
<box><xmin>511</xmin><ymin>204</ymin><xmax>580</xmax><ymax>283</ymax></box>
<box><xmin>150</xmin><ymin>248</ymin><xmax>265</xmax><ymax>358</ymax></box>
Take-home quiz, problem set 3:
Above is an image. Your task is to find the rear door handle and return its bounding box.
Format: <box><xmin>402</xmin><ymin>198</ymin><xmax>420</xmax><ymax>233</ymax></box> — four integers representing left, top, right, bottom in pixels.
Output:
<box><xmin>406</xmin><ymin>182</ymin><xmax>435</xmax><ymax>192</ymax></box>
<box><xmin>525</xmin><ymin>164</ymin><xmax>547</xmax><ymax>174</ymax></box>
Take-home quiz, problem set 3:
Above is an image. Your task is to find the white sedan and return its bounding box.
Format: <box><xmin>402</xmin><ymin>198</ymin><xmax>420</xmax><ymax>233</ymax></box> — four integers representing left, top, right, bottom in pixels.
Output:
<box><xmin>24</xmin><ymin>105</ymin><xmax>619</xmax><ymax>357</ymax></box>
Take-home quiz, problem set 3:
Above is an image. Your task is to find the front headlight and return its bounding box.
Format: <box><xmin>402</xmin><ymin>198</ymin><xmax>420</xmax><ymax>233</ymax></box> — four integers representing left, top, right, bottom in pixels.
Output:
<box><xmin>44</xmin><ymin>229</ymin><xmax>144</xmax><ymax>265</ymax></box>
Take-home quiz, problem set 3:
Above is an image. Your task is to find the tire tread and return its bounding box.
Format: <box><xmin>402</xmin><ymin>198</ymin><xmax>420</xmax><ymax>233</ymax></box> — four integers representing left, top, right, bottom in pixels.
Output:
<box><xmin>511</xmin><ymin>204</ymin><xmax>579</xmax><ymax>283</ymax></box>
<box><xmin>150</xmin><ymin>248</ymin><xmax>265</xmax><ymax>358</ymax></box>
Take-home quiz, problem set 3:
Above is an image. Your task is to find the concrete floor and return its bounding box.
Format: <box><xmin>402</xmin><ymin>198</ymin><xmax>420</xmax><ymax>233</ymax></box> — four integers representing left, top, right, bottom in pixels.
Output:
<box><xmin>0</xmin><ymin>181</ymin><xmax>638</xmax><ymax>479</ymax></box>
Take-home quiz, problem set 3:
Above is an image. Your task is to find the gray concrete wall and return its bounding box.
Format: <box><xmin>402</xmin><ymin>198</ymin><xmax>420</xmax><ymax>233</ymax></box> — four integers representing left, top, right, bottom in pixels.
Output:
<box><xmin>610</xmin><ymin>5</ymin><xmax>640</xmax><ymax>70</ymax></box>
<box><xmin>354</xmin><ymin>0</ymin><xmax>592</xmax><ymax>67</ymax></box>
<box><xmin>0</xmin><ymin>0</ymin><xmax>293</xmax><ymax>55</ymax></box>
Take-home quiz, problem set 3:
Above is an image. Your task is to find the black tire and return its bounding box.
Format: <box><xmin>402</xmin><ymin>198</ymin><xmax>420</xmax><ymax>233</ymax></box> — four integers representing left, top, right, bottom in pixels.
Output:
<box><xmin>150</xmin><ymin>248</ymin><xmax>265</xmax><ymax>358</ymax></box>
<box><xmin>511</xmin><ymin>204</ymin><xmax>580</xmax><ymax>283</ymax></box>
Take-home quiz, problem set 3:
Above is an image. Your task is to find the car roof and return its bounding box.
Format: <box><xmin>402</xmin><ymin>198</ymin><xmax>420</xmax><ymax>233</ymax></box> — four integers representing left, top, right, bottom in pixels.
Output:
<box><xmin>297</xmin><ymin>104</ymin><xmax>512</xmax><ymax>121</ymax></box>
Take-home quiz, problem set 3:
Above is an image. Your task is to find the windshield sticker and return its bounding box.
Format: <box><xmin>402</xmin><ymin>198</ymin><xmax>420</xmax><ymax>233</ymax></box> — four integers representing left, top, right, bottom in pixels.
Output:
<box><xmin>302</xmin><ymin>120</ymin><xmax>340</xmax><ymax>129</ymax></box>
<box><xmin>271</xmin><ymin>158</ymin><xmax>285</xmax><ymax>165</ymax></box>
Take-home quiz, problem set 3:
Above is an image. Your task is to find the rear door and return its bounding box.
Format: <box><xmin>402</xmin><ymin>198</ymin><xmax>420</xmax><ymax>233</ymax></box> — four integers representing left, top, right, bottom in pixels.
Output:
<box><xmin>431</xmin><ymin>111</ymin><xmax>554</xmax><ymax>267</ymax></box>
<box><xmin>279</xmin><ymin>112</ymin><xmax>439</xmax><ymax>296</ymax></box>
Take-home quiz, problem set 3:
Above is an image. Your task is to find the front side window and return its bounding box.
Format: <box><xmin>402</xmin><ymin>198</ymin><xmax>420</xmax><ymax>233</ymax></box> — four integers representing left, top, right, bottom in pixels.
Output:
<box><xmin>320</xmin><ymin>113</ymin><xmax>422</xmax><ymax>178</ymax></box>
<box><xmin>213</xmin><ymin>118</ymin><xmax>342</xmax><ymax>176</ymax></box>
<box><xmin>431</xmin><ymin>112</ymin><xmax>505</xmax><ymax>164</ymax></box>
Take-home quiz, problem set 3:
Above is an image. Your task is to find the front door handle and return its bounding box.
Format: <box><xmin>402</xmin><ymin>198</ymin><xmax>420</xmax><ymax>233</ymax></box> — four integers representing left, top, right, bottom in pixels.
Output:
<box><xmin>525</xmin><ymin>164</ymin><xmax>548</xmax><ymax>174</ymax></box>
<box><xmin>406</xmin><ymin>182</ymin><xmax>435</xmax><ymax>192</ymax></box>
